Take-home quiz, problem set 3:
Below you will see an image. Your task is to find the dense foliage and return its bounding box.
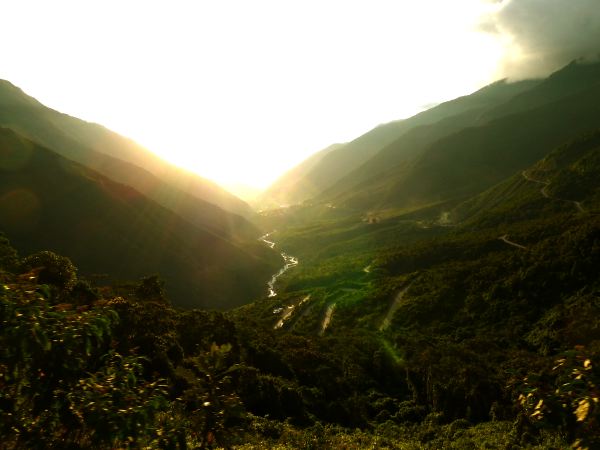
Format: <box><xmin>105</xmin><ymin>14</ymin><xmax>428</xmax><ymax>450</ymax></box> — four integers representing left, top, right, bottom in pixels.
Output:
<box><xmin>1</xmin><ymin>229</ymin><xmax>587</xmax><ymax>449</ymax></box>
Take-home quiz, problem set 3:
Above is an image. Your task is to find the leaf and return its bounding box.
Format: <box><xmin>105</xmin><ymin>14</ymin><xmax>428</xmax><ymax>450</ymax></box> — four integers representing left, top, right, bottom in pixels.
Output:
<box><xmin>575</xmin><ymin>398</ymin><xmax>590</xmax><ymax>422</ymax></box>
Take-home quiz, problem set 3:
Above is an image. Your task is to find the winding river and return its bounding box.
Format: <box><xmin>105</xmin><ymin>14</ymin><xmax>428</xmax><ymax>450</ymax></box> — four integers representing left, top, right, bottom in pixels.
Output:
<box><xmin>259</xmin><ymin>232</ymin><xmax>299</xmax><ymax>297</ymax></box>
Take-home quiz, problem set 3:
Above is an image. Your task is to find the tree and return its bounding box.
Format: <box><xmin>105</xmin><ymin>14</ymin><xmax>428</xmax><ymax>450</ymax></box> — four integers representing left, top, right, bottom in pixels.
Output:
<box><xmin>0</xmin><ymin>233</ymin><xmax>18</xmax><ymax>272</ymax></box>
<box><xmin>135</xmin><ymin>274</ymin><xmax>168</xmax><ymax>303</ymax></box>
<box><xmin>0</xmin><ymin>269</ymin><xmax>183</xmax><ymax>449</ymax></box>
<box><xmin>179</xmin><ymin>343</ymin><xmax>244</xmax><ymax>449</ymax></box>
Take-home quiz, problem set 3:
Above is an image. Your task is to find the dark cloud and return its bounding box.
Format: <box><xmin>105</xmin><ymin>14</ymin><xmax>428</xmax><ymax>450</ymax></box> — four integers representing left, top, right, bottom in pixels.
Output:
<box><xmin>483</xmin><ymin>0</ymin><xmax>600</xmax><ymax>79</ymax></box>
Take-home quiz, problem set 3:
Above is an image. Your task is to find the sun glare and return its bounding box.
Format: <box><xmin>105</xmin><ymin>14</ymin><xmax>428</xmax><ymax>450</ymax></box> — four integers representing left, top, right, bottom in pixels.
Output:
<box><xmin>0</xmin><ymin>0</ymin><xmax>509</xmax><ymax>193</ymax></box>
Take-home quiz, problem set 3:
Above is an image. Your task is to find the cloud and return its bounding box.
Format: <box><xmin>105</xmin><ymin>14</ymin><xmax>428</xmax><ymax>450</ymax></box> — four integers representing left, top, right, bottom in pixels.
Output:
<box><xmin>483</xmin><ymin>0</ymin><xmax>600</xmax><ymax>79</ymax></box>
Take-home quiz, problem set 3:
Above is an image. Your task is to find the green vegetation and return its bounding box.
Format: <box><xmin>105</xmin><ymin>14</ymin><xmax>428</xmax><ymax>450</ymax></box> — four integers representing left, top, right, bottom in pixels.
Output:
<box><xmin>238</xmin><ymin>125</ymin><xmax>600</xmax><ymax>447</ymax></box>
<box><xmin>2</xmin><ymin>60</ymin><xmax>600</xmax><ymax>448</ymax></box>
<box><xmin>2</xmin><ymin>197</ymin><xmax>595</xmax><ymax>448</ymax></box>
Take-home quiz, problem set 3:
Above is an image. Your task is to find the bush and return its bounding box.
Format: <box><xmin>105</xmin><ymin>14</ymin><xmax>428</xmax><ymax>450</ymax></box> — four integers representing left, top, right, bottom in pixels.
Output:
<box><xmin>21</xmin><ymin>250</ymin><xmax>77</xmax><ymax>292</ymax></box>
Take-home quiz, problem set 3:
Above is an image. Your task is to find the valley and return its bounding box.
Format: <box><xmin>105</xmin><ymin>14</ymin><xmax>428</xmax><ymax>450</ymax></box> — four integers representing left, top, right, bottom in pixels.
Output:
<box><xmin>1</xmin><ymin>59</ymin><xmax>600</xmax><ymax>449</ymax></box>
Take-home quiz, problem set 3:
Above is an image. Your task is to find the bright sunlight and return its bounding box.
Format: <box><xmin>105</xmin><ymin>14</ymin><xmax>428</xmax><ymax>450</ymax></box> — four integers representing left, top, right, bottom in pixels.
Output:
<box><xmin>0</xmin><ymin>0</ymin><xmax>510</xmax><ymax>194</ymax></box>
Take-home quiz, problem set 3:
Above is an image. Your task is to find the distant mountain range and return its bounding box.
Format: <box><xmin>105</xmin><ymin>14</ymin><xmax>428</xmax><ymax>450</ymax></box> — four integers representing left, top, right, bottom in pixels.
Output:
<box><xmin>0</xmin><ymin>80</ymin><xmax>255</xmax><ymax>234</ymax></box>
<box><xmin>261</xmin><ymin>60</ymin><xmax>600</xmax><ymax>215</ymax></box>
<box><xmin>258</xmin><ymin>77</ymin><xmax>540</xmax><ymax>208</ymax></box>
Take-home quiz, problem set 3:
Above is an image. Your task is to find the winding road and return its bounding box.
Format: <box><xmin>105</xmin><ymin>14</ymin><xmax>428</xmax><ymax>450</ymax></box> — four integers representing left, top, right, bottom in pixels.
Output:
<box><xmin>497</xmin><ymin>170</ymin><xmax>587</xmax><ymax>251</ymax></box>
<box><xmin>522</xmin><ymin>170</ymin><xmax>585</xmax><ymax>213</ymax></box>
<box><xmin>498</xmin><ymin>234</ymin><xmax>527</xmax><ymax>250</ymax></box>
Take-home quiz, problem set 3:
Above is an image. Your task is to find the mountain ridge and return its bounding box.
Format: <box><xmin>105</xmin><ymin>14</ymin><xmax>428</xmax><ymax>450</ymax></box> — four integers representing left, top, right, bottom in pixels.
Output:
<box><xmin>262</xmin><ymin>78</ymin><xmax>539</xmax><ymax>207</ymax></box>
<box><xmin>0</xmin><ymin>79</ymin><xmax>261</xmax><ymax>241</ymax></box>
<box><xmin>0</xmin><ymin>126</ymin><xmax>279</xmax><ymax>309</ymax></box>
<box><xmin>320</xmin><ymin>64</ymin><xmax>600</xmax><ymax>212</ymax></box>
<box><xmin>0</xmin><ymin>79</ymin><xmax>254</xmax><ymax>220</ymax></box>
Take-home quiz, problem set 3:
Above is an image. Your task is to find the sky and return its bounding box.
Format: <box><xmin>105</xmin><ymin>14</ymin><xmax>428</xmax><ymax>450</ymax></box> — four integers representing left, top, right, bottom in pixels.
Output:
<box><xmin>1</xmin><ymin>0</ymin><xmax>598</xmax><ymax>195</ymax></box>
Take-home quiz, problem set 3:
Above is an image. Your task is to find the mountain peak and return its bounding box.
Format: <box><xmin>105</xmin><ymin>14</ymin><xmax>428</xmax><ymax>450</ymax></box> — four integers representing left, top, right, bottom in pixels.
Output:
<box><xmin>0</xmin><ymin>79</ymin><xmax>42</xmax><ymax>108</ymax></box>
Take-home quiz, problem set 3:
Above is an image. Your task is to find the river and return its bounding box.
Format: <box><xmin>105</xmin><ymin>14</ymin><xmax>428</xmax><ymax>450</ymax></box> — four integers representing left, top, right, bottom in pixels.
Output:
<box><xmin>259</xmin><ymin>232</ymin><xmax>299</xmax><ymax>297</ymax></box>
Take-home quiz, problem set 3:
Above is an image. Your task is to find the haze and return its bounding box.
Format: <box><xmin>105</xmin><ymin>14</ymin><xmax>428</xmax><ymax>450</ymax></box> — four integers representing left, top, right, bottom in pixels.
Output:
<box><xmin>1</xmin><ymin>0</ymin><xmax>598</xmax><ymax>196</ymax></box>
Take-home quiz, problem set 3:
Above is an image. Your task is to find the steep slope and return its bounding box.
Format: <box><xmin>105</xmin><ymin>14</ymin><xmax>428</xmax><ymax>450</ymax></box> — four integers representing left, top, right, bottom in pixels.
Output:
<box><xmin>450</xmin><ymin>129</ymin><xmax>600</xmax><ymax>226</ymax></box>
<box><xmin>267</xmin><ymin>79</ymin><xmax>538</xmax><ymax>206</ymax></box>
<box><xmin>330</xmin><ymin>80</ymin><xmax>600</xmax><ymax>212</ymax></box>
<box><xmin>481</xmin><ymin>59</ymin><xmax>600</xmax><ymax>122</ymax></box>
<box><xmin>324</xmin><ymin>59</ymin><xmax>600</xmax><ymax>208</ymax></box>
<box><xmin>323</xmin><ymin>79</ymin><xmax>540</xmax><ymax>198</ymax></box>
<box><xmin>0</xmin><ymin>127</ymin><xmax>279</xmax><ymax>309</ymax></box>
<box><xmin>0</xmin><ymin>79</ymin><xmax>253</xmax><ymax>219</ymax></box>
<box><xmin>257</xmin><ymin>143</ymin><xmax>343</xmax><ymax>208</ymax></box>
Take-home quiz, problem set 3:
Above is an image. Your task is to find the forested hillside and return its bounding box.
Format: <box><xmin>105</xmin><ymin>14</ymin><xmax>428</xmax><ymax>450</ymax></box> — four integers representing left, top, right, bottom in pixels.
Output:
<box><xmin>317</xmin><ymin>62</ymin><xmax>600</xmax><ymax>212</ymax></box>
<box><xmin>246</xmin><ymin>127</ymin><xmax>600</xmax><ymax>448</ymax></box>
<box><xmin>321</xmin><ymin>79</ymin><xmax>540</xmax><ymax>200</ymax></box>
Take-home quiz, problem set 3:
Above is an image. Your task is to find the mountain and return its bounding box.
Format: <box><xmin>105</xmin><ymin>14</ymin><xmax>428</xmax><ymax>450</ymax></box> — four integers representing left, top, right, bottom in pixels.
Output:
<box><xmin>4</xmin><ymin>124</ymin><xmax>597</xmax><ymax>448</ymax></box>
<box><xmin>322</xmin><ymin>61</ymin><xmax>600</xmax><ymax>212</ymax></box>
<box><xmin>0</xmin><ymin>79</ymin><xmax>254</xmax><ymax>221</ymax></box>
<box><xmin>321</xmin><ymin>79</ymin><xmax>540</xmax><ymax>200</ymax></box>
<box><xmin>0</xmin><ymin>127</ymin><xmax>279</xmax><ymax>309</ymax></box>
<box><xmin>480</xmin><ymin>59</ymin><xmax>600</xmax><ymax>122</ymax></box>
<box><xmin>262</xmin><ymin>78</ymin><xmax>539</xmax><ymax>207</ymax></box>
<box><xmin>450</xmin><ymin>128</ymin><xmax>600</xmax><ymax>226</ymax></box>
<box><xmin>256</xmin><ymin>143</ymin><xmax>344</xmax><ymax>208</ymax></box>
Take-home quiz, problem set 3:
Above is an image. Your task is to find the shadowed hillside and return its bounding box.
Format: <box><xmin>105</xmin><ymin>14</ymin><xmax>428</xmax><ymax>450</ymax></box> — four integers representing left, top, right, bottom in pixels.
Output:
<box><xmin>322</xmin><ymin>79</ymin><xmax>540</xmax><ymax>199</ymax></box>
<box><xmin>0</xmin><ymin>127</ymin><xmax>279</xmax><ymax>309</ymax></box>
<box><xmin>450</xmin><ymin>129</ymin><xmax>600</xmax><ymax>226</ymax></box>
<box><xmin>325</xmin><ymin>73</ymin><xmax>600</xmax><ymax>212</ymax></box>
<box><xmin>0</xmin><ymin>79</ymin><xmax>255</xmax><ymax>223</ymax></box>
<box><xmin>262</xmin><ymin>78</ymin><xmax>538</xmax><ymax>207</ymax></box>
